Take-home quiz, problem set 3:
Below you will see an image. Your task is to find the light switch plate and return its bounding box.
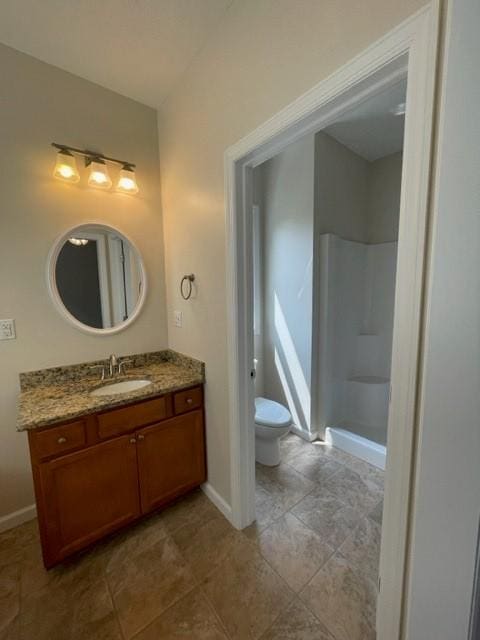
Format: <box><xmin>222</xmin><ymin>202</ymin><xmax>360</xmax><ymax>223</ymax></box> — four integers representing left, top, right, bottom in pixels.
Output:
<box><xmin>174</xmin><ymin>311</ymin><xmax>182</xmax><ymax>328</ymax></box>
<box><xmin>0</xmin><ymin>319</ymin><xmax>16</xmax><ymax>340</ymax></box>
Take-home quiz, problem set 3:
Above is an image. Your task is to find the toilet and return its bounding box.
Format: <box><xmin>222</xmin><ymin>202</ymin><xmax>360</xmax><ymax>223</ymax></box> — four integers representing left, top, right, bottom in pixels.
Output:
<box><xmin>255</xmin><ymin>397</ymin><xmax>292</xmax><ymax>466</ymax></box>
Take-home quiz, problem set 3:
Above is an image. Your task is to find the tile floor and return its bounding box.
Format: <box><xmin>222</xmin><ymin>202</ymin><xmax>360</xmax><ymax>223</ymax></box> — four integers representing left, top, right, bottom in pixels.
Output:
<box><xmin>0</xmin><ymin>433</ymin><xmax>383</xmax><ymax>640</ymax></box>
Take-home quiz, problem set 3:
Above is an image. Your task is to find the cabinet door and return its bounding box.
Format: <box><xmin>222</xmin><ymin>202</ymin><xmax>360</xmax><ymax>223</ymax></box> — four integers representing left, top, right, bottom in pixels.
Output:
<box><xmin>137</xmin><ymin>410</ymin><xmax>206</xmax><ymax>514</ymax></box>
<box><xmin>38</xmin><ymin>435</ymin><xmax>140</xmax><ymax>567</ymax></box>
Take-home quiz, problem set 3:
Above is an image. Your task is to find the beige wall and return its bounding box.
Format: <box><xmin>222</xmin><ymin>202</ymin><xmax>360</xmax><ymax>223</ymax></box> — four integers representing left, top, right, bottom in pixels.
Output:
<box><xmin>367</xmin><ymin>151</ymin><xmax>403</xmax><ymax>243</ymax></box>
<box><xmin>0</xmin><ymin>44</ymin><xmax>167</xmax><ymax>519</ymax></box>
<box><xmin>261</xmin><ymin>135</ymin><xmax>315</xmax><ymax>434</ymax></box>
<box><xmin>158</xmin><ymin>0</ymin><xmax>423</xmax><ymax>504</ymax></box>
<box><xmin>315</xmin><ymin>134</ymin><xmax>402</xmax><ymax>244</ymax></box>
<box><xmin>315</xmin><ymin>132</ymin><xmax>369</xmax><ymax>242</ymax></box>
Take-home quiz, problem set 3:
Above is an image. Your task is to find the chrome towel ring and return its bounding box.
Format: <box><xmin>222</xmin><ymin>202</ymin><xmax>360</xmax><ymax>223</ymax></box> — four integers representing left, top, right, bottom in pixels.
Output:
<box><xmin>180</xmin><ymin>274</ymin><xmax>195</xmax><ymax>300</ymax></box>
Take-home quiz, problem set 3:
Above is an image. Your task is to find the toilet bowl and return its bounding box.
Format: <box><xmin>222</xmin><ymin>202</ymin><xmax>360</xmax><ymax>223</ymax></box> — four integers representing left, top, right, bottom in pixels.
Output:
<box><xmin>255</xmin><ymin>397</ymin><xmax>292</xmax><ymax>466</ymax></box>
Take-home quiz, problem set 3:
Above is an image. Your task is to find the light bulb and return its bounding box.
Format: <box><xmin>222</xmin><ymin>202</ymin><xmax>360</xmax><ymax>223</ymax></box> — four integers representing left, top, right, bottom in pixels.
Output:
<box><xmin>53</xmin><ymin>149</ymin><xmax>80</xmax><ymax>183</ymax></box>
<box><xmin>116</xmin><ymin>165</ymin><xmax>139</xmax><ymax>194</ymax></box>
<box><xmin>87</xmin><ymin>158</ymin><xmax>112</xmax><ymax>190</ymax></box>
<box><xmin>68</xmin><ymin>238</ymin><xmax>89</xmax><ymax>246</ymax></box>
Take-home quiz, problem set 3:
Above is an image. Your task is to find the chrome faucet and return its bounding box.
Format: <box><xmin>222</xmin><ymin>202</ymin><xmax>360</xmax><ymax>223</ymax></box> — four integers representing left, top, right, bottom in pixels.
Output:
<box><xmin>89</xmin><ymin>355</ymin><xmax>132</xmax><ymax>381</ymax></box>
<box><xmin>108</xmin><ymin>354</ymin><xmax>118</xmax><ymax>378</ymax></box>
<box><xmin>107</xmin><ymin>354</ymin><xmax>133</xmax><ymax>377</ymax></box>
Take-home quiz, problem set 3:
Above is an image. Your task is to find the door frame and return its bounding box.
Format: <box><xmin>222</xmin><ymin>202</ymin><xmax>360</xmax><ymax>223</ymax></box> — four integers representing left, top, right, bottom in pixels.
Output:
<box><xmin>224</xmin><ymin>4</ymin><xmax>440</xmax><ymax>639</ymax></box>
<box><xmin>78</xmin><ymin>231</ymin><xmax>112</xmax><ymax>329</ymax></box>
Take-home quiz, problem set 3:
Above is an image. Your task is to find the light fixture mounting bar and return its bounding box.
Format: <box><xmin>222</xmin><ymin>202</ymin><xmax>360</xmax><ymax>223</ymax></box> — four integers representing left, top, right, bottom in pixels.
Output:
<box><xmin>51</xmin><ymin>143</ymin><xmax>135</xmax><ymax>168</ymax></box>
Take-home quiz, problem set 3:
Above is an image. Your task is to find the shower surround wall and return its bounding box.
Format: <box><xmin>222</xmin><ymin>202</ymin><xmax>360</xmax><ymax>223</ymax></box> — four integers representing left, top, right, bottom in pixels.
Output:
<box><xmin>318</xmin><ymin>234</ymin><xmax>398</xmax><ymax>445</ymax></box>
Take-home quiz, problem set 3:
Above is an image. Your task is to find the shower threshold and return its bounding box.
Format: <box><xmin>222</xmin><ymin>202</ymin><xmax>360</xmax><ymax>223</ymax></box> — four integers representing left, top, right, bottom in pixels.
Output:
<box><xmin>325</xmin><ymin>424</ymin><xmax>386</xmax><ymax>470</ymax></box>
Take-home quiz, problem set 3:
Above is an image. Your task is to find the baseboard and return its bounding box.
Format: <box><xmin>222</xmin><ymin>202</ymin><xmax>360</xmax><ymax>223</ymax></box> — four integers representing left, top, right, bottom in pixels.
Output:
<box><xmin>0</xmin><ymin>504</ymin><xmax>37</xmax><ymax>534</ymax></box>
<box><xmin>290</xmin><ymin>424</ymin><xmax>318</xmax><ymax>442</ymax></box>
<box><xmin>201</xmin><ymin>482</ymin><xmax>233</xmax><ymax>523</ymax></box>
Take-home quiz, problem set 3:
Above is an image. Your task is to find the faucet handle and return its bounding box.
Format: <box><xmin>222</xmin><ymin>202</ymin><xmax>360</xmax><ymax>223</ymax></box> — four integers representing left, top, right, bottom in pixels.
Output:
<box><xmin>118</xmin><ymin>359</ymin><xmax>133</xmax><ymax>375</ymax></box>
<box><xmin>89</xmin><ymin>365</ymin><xmax>106</xmax><ymax>381</ymax></box>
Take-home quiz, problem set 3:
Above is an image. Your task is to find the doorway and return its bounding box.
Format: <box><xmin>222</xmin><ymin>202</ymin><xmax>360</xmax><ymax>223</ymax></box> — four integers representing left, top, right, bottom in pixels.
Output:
<box><xmin>225</xmin><ymin>6</ymin><xmax>438</xmax><ymax>638</ymax></box>
<box><xmin>247</xmin><ymin>76</ymin><xmax>405</xmax><ymax>638</ymax></box>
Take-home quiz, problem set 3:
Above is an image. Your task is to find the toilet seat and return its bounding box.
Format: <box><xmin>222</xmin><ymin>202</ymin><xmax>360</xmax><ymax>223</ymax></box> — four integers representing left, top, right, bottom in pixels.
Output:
<box><xmin>255</xmin><ymin>397</ymin><xmax>292</xmax><ymax>428</ymax></box>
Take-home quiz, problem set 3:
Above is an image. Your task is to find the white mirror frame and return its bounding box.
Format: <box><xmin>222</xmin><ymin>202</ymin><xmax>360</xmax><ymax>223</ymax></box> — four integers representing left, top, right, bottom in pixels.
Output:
<box><xmin>47</xmin><ymin>222</ymin><xmax>147</xmax><ymax>336</ymax></box>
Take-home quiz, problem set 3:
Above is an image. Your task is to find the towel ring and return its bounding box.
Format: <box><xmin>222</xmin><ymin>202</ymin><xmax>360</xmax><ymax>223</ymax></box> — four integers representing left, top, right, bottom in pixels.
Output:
<box><xmin>180</xmin><ymin>274</ymin><xmax>195</xmax><ymax>300</ymax></box>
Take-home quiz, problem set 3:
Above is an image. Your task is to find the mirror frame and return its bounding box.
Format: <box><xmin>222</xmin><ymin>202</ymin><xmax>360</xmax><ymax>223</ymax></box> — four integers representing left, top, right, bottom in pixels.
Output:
<box><xmin>47</xmin><ymin>222</ymin><xmax>147</xmax><ymax>335</ymax></box>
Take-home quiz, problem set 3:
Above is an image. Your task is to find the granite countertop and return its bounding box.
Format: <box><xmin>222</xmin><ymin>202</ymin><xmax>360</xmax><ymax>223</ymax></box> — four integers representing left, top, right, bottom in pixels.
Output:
<box><xmin>17</xmin><ymin>350</ymin><xmax>205</xmax><ymax>431</ymax></box>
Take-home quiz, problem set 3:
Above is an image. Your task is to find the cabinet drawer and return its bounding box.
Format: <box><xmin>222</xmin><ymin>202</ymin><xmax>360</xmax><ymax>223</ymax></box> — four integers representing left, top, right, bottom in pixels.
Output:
<box><xmin>30</xmin><ymin>421</ymin><xmax>86</xmax><ymax>460</ymax></box>
<box><xmin>97</xmin><ymin>396</ymin><xmax>170</xmax><ymax>440</ymax></box>
<box><xmin>173</xmin><ymin>387</ymin><xmax>203</xmax><ymax>415</ymax></box>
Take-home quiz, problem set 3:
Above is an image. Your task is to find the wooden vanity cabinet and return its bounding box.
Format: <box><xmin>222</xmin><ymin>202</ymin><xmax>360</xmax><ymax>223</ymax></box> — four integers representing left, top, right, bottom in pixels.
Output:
<box><xmin>28</xmin><ymin>386</ymin><xmax>206</xmax><ymax>568</ymax></box>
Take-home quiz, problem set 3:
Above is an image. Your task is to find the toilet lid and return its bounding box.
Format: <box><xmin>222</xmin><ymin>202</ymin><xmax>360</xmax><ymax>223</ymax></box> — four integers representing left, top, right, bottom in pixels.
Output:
<box><xmin>255</xmin><ymin>397</ymin><xmax>292</xmax><ymax>428</ymax></box>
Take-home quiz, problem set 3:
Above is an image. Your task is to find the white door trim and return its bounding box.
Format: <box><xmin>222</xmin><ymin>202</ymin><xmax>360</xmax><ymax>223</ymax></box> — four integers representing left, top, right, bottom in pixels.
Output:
<box><xmin>224</xmin><ymin>5</ymin><xmax>439</xmax><ymax>639</ymax></box>
<box><xmin>80</xmin><ymin>231</ymin><xmax>112</xmax><ymax>329</ymax></box>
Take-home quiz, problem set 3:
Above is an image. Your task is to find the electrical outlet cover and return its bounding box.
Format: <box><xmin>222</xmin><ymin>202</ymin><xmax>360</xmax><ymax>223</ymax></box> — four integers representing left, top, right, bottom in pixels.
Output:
<box><xmin>0</xmin><ymin>319</ymin><xmax>16</xmax><ymax>340</ymax></box>
<box><xmin>174</xmin><ymin>311</ymin><xmax>183</xmax><ymax>328</ymax></box>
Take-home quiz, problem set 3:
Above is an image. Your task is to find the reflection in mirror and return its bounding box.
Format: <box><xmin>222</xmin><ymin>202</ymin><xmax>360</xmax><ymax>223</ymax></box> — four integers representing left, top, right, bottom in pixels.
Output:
<box><xmin>53</xmin><ymin>226</ymin><xmax>144</xmax><ymax>331</ymax></box>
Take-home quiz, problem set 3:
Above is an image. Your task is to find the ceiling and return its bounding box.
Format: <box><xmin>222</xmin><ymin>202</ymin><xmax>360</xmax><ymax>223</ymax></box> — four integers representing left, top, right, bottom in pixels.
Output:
<box><xmin>0</xmin><ymin>0</ymin><xmax>233</xmax><ymax>108</ymax></box>
<box><xmin>324</xmin><ymin>78</ymin><xmax>407</xmax><ymax>161</ymax></box>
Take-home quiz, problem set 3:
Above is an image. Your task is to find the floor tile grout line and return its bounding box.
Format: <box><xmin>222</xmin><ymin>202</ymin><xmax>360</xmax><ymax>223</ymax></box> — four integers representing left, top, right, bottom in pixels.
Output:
<box><xmin>254</xmin><ymin>506</ymin><xmax>338</xmax><ymax>572</ymax></box>
<box><xmin>256</xmin><ymin>520</ymin><xmax>338</xmax><ymax>598</ymax></box>
<box><xmin>283</xmin><ymin>435</ymin><xmax>385</xmax><ymax>482</ymax></box>
<box><xmin>196</xmin><ymin>581</ymin><xmax>233</xmax><ymax>640</ymax></box>
<box><xmin>127</xmin><ymin>583</ymin><xmax>199</xmax><ymax>640</ymax></box>
<box><xmin>102</xmin><ymin>556</ymin><xmax>126</xmax><ymax>640</ymax></box>
<box><xmin>104</xmin><ymin>526</ymin><xmax>202</xmax><ymax>640</ymax></box>
<box><xmin>139</xmin><ymin>516</ymin><xmax>233</xmax><ymax>639</ymax></box>
<box><xmin>287</xmin><ymin>483</ymin><xmax>382</xmax><ymax>554</ymax></box>
<box><xmin>280</xmin><ymin>458</ymin><xmax>342</xmax><ymax>486</ymax></box>
<box><xmin>299</xmin><ymin>589</ymin><xmax>345</xmax><ymax>640</ymax></box>
<box><xmin>293</xmin><ymin>594</ymin><xmax>343</xmax><ymax>640</ymax></box>
<box><xmin>191</xmin><ymin>521</ymin><xmax>297</xmax><ymax>639</ymax></box>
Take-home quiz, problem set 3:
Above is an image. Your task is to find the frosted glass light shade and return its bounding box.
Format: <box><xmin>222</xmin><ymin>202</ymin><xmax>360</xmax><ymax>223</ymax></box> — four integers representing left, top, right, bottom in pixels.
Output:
<box><xmin>53</xmin><ymin>150</ymin><xmax>80</xmax><ymax>183</ymax></box>
<box><xmin>116</xmin><ymin>166</ymin><xmax>139</xmax><ymax>194</ymax></box>
<box><xmin>88</xmin><ymin>159</ymin><xmax>112</xmax><ymax>190</ymax></box>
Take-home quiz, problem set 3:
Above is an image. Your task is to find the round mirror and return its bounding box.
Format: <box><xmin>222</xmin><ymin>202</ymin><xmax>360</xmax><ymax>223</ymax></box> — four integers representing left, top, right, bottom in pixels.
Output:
<box><xmin>47</xmin><ymin>224</ymin><xmax>147</xmax><ymax>334</ymax></box>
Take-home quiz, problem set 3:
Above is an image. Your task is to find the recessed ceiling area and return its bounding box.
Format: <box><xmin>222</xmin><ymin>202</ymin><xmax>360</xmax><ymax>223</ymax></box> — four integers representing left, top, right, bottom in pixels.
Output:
<box><xmin>0</xmin><ymin>0</ymin><xmax>233</xmax><ymax>108</ymax></box>
<box><xmin>324</xmin><ymin>78</ymin><xmax>407</xmax><ymax>161</ymax></box>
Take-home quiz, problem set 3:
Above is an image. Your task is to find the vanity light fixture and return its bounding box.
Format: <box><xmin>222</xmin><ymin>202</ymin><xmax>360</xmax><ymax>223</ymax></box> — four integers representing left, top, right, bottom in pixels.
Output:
<box><xmin>53</xmin><ymin>148</ymin><xmax>80</xmax><ymax>183</ymax></box>
<box><xmin>51</xmin><ymin>143</ymin><xmax>138</xmax><ymax>194</ymax></box>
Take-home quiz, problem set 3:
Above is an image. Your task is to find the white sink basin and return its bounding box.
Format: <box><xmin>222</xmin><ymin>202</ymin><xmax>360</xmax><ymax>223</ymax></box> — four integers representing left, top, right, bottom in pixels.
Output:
<box><xmin>90</xmin><ymin>379</ymin><xmax>152</xmax><ymax>397</ymax></box>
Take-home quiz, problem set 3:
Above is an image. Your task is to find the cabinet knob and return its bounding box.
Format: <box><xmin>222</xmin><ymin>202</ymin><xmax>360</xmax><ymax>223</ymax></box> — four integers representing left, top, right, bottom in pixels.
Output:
<box><xmin>57</xmin><ymin>436</ymin><xmax>67</xmax><ymax>444</ymax></box>
<box><xmin>186</xmin><ymin>398</ymin><xmax>193</xmax><ymax>404</ymax></box>
<box><xmin>129</xmin><ymin>437</ymin><xmax>137</xmax><ymax>444</ymax></box>
<box><xmin>137</xmin><ymin>434</ymin><xmax>145</xmax><ymax>441</ymax></box>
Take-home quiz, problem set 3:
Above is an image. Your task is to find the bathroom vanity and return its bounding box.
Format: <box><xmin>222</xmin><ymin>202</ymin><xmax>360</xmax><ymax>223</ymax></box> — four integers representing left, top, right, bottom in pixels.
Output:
<box><xmin>17</xmin><ymin>351</ymin><xmax>206</xmax><ymax>568</ymax></box>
